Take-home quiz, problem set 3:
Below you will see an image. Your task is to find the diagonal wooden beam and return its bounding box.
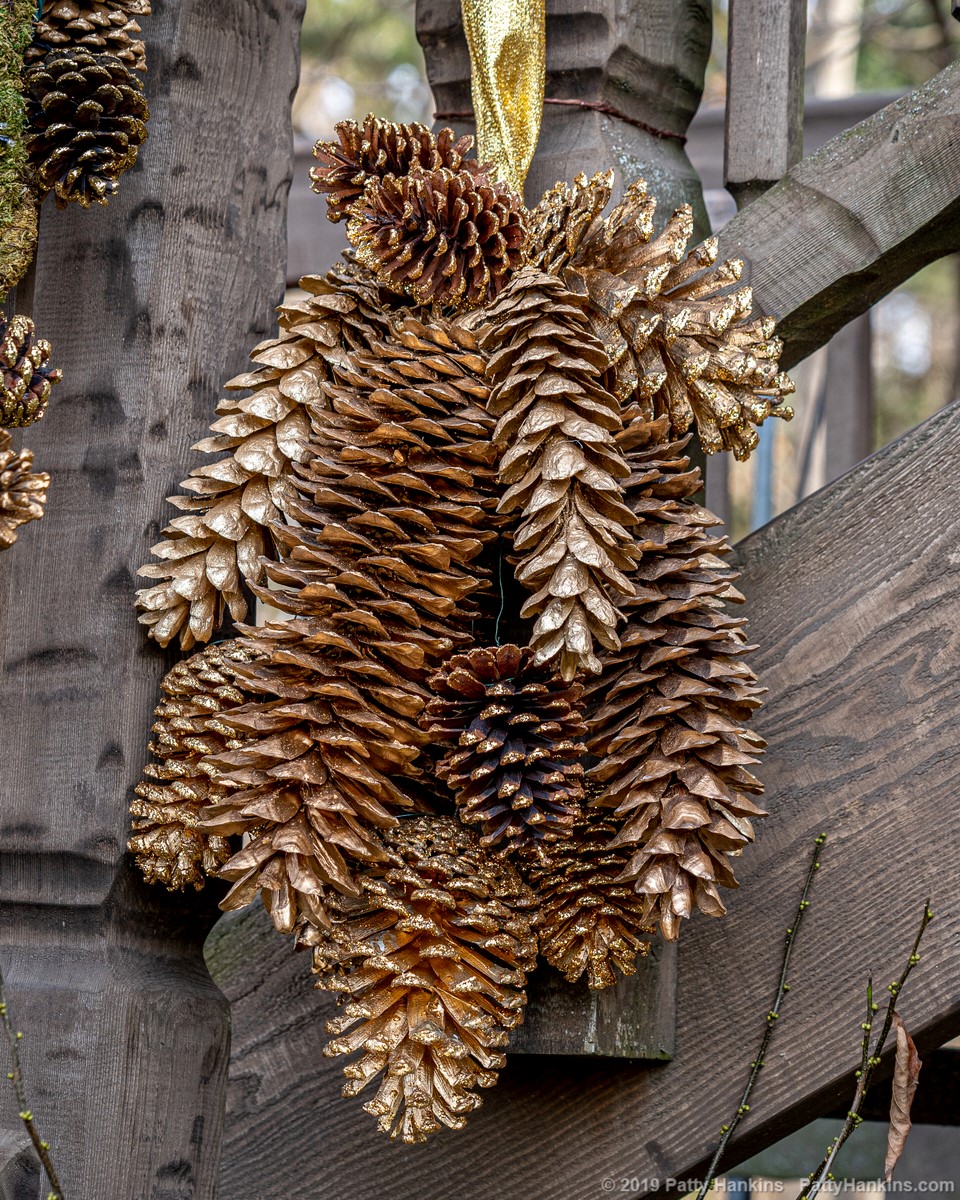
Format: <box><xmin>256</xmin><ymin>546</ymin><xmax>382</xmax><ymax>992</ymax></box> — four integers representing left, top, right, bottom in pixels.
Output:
<box><xmin>718</xmin><ymin>61</ymin><xmax>960</xmax><ymax>367</ymax></box>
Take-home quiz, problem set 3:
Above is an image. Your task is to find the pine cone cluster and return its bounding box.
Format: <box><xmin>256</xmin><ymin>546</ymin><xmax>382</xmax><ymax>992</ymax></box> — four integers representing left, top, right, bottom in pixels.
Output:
<box><xmin>0</xmin><ymin>429</ymin><xmax>49</xmax><ymax>551</ymax></box>
<box><xmin>129</xmin><ymin>639</ymin><xmax>261</xmax><ymax>890</ymax></box>
<box><xmin>27</xmin><ymin>1</ymin><xmax>150</xmax><ymax>74</ymax></box>
<box><xmin>523</xmin><ymin>807</ymin><xmax>653</xmax><ymax>990</ymax></box>
<box><xmin>347</xmin><ymin>167</ymin><xmax>526</xmax><ymax>308</ymax></box>
<box><xmin>23</xmin><ymin>46</ymin><xmax>148</xmax><ymax>207</ymax></box>
<box><xmin>311</xmin><ymin>116</ymin><xmax>477</xmax><ymax>223</ymax></box>
<box><xmin>529</xmin><ymin>175</ymin><xmax>795</xmax><ymax>460</ymax></box>
<box><xmin>308</xmin><ymin>815</ymin><xmax>537</xmax><ymax>1143</ymax></box>
<box><xmin>423</xmin><ymin>645</ymin><xmax>585</xmax><ymax>853</ymax></box>
<box><xmin>480</xmin><ymin>266</ymin><xmax>638</xmax><ymax>679</ymax></box>
<box><xmin>1</xmin><ymin>314</ymin><xmax>62</xmax><ymax>428</ymax></box>
<box><xmin>584</xmin><ymin>412</ymin><xmax>766</xmax><ymax>940</ymax></box>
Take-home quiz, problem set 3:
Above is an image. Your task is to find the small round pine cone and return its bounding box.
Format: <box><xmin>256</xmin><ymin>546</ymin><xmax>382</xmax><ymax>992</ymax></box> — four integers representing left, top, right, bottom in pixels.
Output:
<box><xmin>0</xmin><ymin>429</ymin><xmax>49</xmax><ymax>551</ymax></box>
<box><xmin>24</xmin><ymin>47</ymin><xmax>149</xmax><ymax>207</ymax></box>
<box><xmin>1</xmin><ymin>315</ymin><xmax>62</xmax><ymax>429</ymax></box>
<box><xmin>310</xmin><ymin>114</ymin><xmax>476</xmax><ymax>222</ymax></box>
<box><xmin>423</xmin><ymin>644</ymin><xmax>585</xmax><ymax>852</ymax></box>
<box><xmin>346</xmin><ymin>167</ymin><xmax>527</xmax><ymax>308</ymax></box>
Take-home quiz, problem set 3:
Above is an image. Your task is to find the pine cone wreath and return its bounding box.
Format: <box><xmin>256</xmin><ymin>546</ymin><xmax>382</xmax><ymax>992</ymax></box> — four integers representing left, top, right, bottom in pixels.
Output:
<box><xmin>128</xmin><ymin>639</ymin><xmax>261</xmax><ymax>891</ymax></box>
<box><xmin>553</xmin><ymin>179</ymin><xmax>793</xmax><ymax>461</ymax></box>
<box><xmin>311</xmin><ymin>115</ymin><xmax>477</xmax><ymax>223</ymax></box>
<box><xmin>308</xmin><ymin>815</ymin><xmax>538</xmax><ymax>1143</ymax></box>
<box><xmin>346</xmin><ymin>167</ymin><xmax>527</xmax><ymax>308</ymax></box>
<box><xmin>522</xmin><ymin>807</ymin><xmax>654</xmax><ymax>990</ymax></box>
<box><xmin>1</xmin><ymin>314</ymin><xmax>62</xmax><ymax>429</ymax></box>
<box><xmin>422</xmin><ymin>645</ymin><xmax>585</xmax><ymax>853</ymax></box>
<box><xmin>0</xmin><ymin>429</ymin><xmax>49</xmax><ymax>550</ymax></box>
<box><xmin>27</xmin><ymin>1</ymin><xmax>150</xmax><ymax>74</ymax></box>
<box><xmin>584</xmin><ymin>412</ymin><xmax>766</xmax><ymax>941</ymax></box>
<box><xmin>479</xmin><ymin>266</ymin><xmax>639</xmax><ymax>679</ymax></box>
<box><xmin>24</xmin><ymin>47</ymin><xmax>149</xmax><ymax>207</ymax></box>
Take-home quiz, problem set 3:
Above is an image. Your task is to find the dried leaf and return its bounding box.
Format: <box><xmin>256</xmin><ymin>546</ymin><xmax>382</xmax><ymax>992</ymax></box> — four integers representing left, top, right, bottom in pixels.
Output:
<box><xmin>885</xmin><ymin>1012</ymin><xmax>922</xmax><ymax>1181</ymax></box>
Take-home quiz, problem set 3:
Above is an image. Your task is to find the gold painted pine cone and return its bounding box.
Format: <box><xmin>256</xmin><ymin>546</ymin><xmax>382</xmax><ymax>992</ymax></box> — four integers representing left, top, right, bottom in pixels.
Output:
<box><xmin>585</xmin><ymin>412</ymin><xmax>766</xmax><ymax>940</ymax></box>
<box><xmin>423</xmin><ymin>644</ymin><xmax>585</xmax><ymax>852</ymax></box>
<box><xmin>529</xmin><ymin>173</ymin><xmax>795</xmax><ymax>460</ymax></box>
<box><xmin>27</xmin><ymin>1</ymin><xmax>150</xmax><ymax>73</ymax></box>
<box><xmin>307</xmin><ymin>815</ymin><xmax>537</xmax><ymax>1144</ymax></box>
<box><xmin>128</xmin><ymin>639</ymin><xmax>262</xmax><ymax>891</ymax></box>
<box><xmin>310</xmin><ymin>115</ymin><xmax>477</xmax><ymax>223</ymax></box>
<box><xmin>522</xmin><ymin>807</ymin><xmax>654</xmax><ymax>990</ymax></box>
<box><xmin>479</xmin><ymin>266</ymin><xmax>639</xmax><ymax>679</ymax></box>
<box><xmin>0</xmin><ymin>429</ymin><xmax>49</xmax><ymax>551</ymax></box>
<box><xmin>347</xmin><ymin>167</ymin><xmax>527</xmax><ymax>308</ymax></box>
<box><xmin>1</xmin><ymin>314</ymin><xmax>62</xmax><ymax>429</ymax></box>
<box><xmin>23</xmin><ymin>47</ymin><xmax>149</xmax><ymax>207</ymax></box>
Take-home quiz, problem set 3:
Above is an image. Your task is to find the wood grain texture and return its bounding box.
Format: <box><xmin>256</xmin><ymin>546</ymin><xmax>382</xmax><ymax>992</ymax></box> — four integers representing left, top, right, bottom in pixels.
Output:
<box><xmin>718</xmin><ymin>63</ymin><xmax>960</xmax><ymax>367</ymax></box>
<box><xmin>724</xmin><ymin>0</ymin><xmax>806</xmax><ymax>202</ymax></box>
<box><xmin>0</xmin><ymin>1</ymin><xmax>303</xmax><ymax>1195</ymax></box>
<box><xmin>214</xmin><ymin>394</ymin><xmax>960</xmax><ymax>1197</ymax></box>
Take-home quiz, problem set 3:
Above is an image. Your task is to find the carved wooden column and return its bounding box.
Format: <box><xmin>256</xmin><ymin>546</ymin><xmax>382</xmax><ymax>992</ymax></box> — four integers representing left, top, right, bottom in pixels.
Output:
<box><xmin>0</xmin><ymin>3</ymin><xmax>303</xmax><ymax>1195</ymax></box>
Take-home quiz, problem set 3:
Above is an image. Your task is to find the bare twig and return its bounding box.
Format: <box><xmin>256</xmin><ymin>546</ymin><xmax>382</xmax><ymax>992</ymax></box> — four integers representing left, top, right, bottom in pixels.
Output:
<box><xmin>0</xmin><ymin>958</ymin><xmax>64</xmax><ymax>1200</ymax></box>
<box><xmin>695</xmin><ymin>832</ymin><xmax>828</xmax><ymax>1200</ymax></box>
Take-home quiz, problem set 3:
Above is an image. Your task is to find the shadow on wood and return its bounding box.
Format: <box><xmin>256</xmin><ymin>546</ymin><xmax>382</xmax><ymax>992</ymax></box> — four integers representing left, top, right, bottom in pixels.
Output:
<box><xmin>0</xmin><ymin>1131</ymin><xmax>39</xmax><ymax>1200</ymax></box>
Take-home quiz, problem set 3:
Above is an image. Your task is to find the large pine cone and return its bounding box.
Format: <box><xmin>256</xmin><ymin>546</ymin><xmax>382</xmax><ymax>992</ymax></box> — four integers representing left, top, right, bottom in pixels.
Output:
<box><xmin>1</xmin><ymin>314</ymin><xmax>62</xmax><ymax>429</ymax></box>
<box><xmin>522</xmin><ymin>808</ymin><xmax>653</xmax><ymax>990</ymax></box>
<box><xmin>129</xmin><ymin>640</ymin><xmax>261</xmax><ymax>890</ymax></box>
<box><xmin>24</xmin><ymin>47</ymin><xmax>149</xmax><ymax>207</ymax></box>
<box><xmin>423</xmin><ymin>645</ymin><xmax>585</xmax><ymax>853</ymax></box>
<box><xmin>311</xmin><ymin>115</ymin><xmax>476</xmax><ymax>223</ymax></box>
<box><xmin>308</xmin><ymin>815</ymin><xmax>537</xmax><ymax>1143</ymax></box>
<box><xmin>347</xmin><ymin>167</ymin><xmax>527</xmax><ymax>308</ymax></box>
<box><xmin>585</xmin><ymin>412</ymin><xmax>766</xmax><ymax>940</ymax></box>
<box><xmin>0</xmin><ymin>430</ymin><xmax>49</xmax><ymax>551</ymax></box>
<box><xmin>27</xmin><ymin>1</ymin><xmax>149</xmax><ymax>73</ymax></box>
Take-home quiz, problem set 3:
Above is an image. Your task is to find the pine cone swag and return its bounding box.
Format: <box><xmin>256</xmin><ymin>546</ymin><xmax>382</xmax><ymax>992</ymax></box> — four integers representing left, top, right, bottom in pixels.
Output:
<box><xmin>24</xmin><ymin>47</ymin><xmax>149</xmax><ymax>207</ymax></box>
<box><xmin>136</xmin><ymin>263</ymin><xmax>390</xmax><ymax>649</ymax></box>
<box><xmin>479</xmin><ymin>266</ymin><xmax>639</xmax><ymax>679</ymax></box>
<box><xmin>1</xmin><ymin>314</ymin><xmax>62</xmax><ymax>428</ymax></box>
<box><xmin>584</xmin><ymin>413</ymin><xmax>766</xmax><ymax>940</ymax></box>
<box><xmin>346</xmin><ymin>168</ymin><xmax>527</xmax><ymax>308</ymax></box>
<box><xmin>188</xmin><ymin>313</ymin><xmax>501</xmax><ymax>935</ymax></box>
<box><xmin>522</xmin><ymin>807</ymin><xmax>654</xmax><ymax>990</ymax></box>
<box><xmin>0</xmin><ymin>429</ymin><xmax>49</xmax><ymax>550</ymax></box>
<box><xmin>128</xmin><ymin>639</ymin><xmax>261</xmax><ymax>891</ymax></box>
<box><xmin>536</xmin><ymin>178</ymin><xmax>795</xmax><ymax>461</ymax></box>
<box><xmin>308</xmin><ymin>815</ymin><xmax>538</xmax><ymax>1143</ymax></box>
<box><xmin>311</xmin><ymin>115</ymin><xmax>476</xmax><ymax>223</ymax></box>
<box><xmin>27</xmin><ymin>1</ymin><xmax>150</xmax><ymax>74</ymax></box>
<box><xmin>423</xmin><ymin>645</ymin><xmax>585</xmax><ymax>853</ymax></box>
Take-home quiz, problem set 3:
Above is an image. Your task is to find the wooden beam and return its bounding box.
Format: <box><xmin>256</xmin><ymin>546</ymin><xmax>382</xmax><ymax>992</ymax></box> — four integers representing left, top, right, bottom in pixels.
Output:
<box><xmin>0</xmin><ymin>3</ymin><xmax>303</xmax><ymax>1195</ymax></box>
<box><xmin>718</xmin><ymin>62</ymin><xmax>960</xmax><ymax>368</ymax></box>
<box><xmin>213</xmin><ymin>397</ymin><xmax>960</xmax><ymax>1196</ymax></box>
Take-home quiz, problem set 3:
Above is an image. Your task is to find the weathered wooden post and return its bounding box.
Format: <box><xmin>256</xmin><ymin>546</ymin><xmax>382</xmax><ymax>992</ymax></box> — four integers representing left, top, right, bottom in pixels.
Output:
<box><xmin>0</xmin><ymin>3</ymin><xmax>302</xmax><ymax>1194</ymax></box>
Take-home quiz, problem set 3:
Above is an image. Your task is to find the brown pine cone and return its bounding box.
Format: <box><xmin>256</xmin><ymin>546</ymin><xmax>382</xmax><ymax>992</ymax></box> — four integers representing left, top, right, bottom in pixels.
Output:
<box><xmin>310</xmin><ymin>115</ymin><xmax>476</xmax><ymax>222</ymax></box>
<box><xmin>584</xmin><ymin>412</ymin><xmax>766</xmax><ymax>940</ymax></box>
<box><xmin>1</xmin><ymin>314</ymin><xmax>62</xmax><ymax>429</ymax></box>
<box><xmin>347</xmin><ymin>167</ymin><xmax>527</xmax><ymax>308</ymax></box>
<box><xmin>423</xmin><ymin>645</ymin><xmax>585</xmax><ymax>853</ymax></box>
<box><xmin>24</xmin><ymin>47</ymin><xmax>149</xmax><ymax>207</ymax></box>
<box><xmin>556</xmin><ymin>179</ymin><xmax>794</xmax><ymax>460</ymax></box>
<box><xmin>479</xmin><ymin>266</ymin><xmax>639</xmax><ymax>679</ymax></box>
<box><xmin>522</xmin><ymin>807</ymin><xmax>654</xmax><ymax>990</ymax></box>
<box><xmin>0</xmin><ymin>429</ymin><xmax>49</xmax><ymax>551</ymax></box>
<box><xmin>308</xmin><ymin>815</ymin><xmax>537</xmax><ymax>1143</ymax></box>
<box><xmin>526</xmin><ymin>169</ymin><xmax>613</xmax><ymax>275</ymax></box>
<box><xmin>128</xmin><ymin>639</ymin><xmax>261</xmax><ymax>891</ymax></box>
<box><xmin>27</xmin><ymin>1</ymin><xmax>149</xmax><ymax>73</ymax></box>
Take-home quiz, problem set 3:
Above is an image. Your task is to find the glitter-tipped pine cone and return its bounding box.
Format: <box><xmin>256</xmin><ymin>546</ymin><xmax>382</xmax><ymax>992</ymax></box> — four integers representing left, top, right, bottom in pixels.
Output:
<box><xmin>26</xmin><ymin>1</ymin><xmax>150</xmax><ymax>73</ymax></box>
<box><xmin>308</xmin><ymin>815</ymin><xmax>538</xmax><ymax>1143</ymax></box>
<box><xmin>0</xmin><ymin>430</ymin><xmax>49</xmax><ymax>551</ymax></box>
<box><xmin>423</xmin><ymin>645</ymin><xmax>586</xmax><ymax>853</ymax></box>
<box><xmin>1</xmin><ymin>314</ymin><xmax>62</xmax><ymax>429</ymax></box>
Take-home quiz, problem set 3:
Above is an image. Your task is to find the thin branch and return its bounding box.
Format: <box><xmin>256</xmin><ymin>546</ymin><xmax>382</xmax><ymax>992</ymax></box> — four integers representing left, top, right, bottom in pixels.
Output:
<box><xmin>695</xmin><ymin>832</ymin><xmax>828</xmax><ymax>1200</ymax></box>
<box><xmin>0</xmin><ymin>959</ymin><xmax>64</xmax><ymax>1200</ymax></box>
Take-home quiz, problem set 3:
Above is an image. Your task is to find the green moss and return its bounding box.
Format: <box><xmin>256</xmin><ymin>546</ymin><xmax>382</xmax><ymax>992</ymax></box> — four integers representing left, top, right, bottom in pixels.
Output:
<box><xmin>1</xmin><ymin>0</ymin><xmax>39</xmax><ymax>297</ymax></box>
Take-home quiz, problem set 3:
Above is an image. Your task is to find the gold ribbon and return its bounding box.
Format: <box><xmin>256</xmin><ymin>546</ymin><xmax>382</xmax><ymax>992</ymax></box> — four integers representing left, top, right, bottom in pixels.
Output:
<box><xmin>461</xmin><ymin>0</ymin><xmax>545</xmax><ymax>197</ymax></box>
